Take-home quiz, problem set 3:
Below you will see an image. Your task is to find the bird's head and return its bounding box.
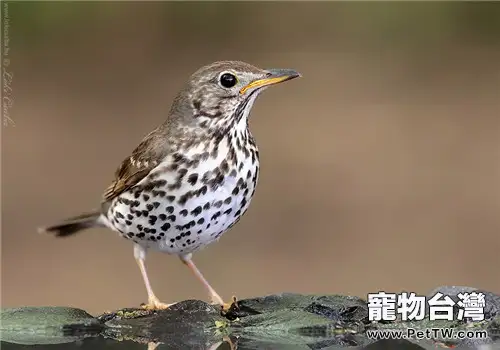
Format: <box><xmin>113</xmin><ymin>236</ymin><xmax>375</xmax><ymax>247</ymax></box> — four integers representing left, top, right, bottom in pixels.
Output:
<box><xmin>168</xmin><ymin>61</ymin><xmax>301</xmax><ymax>137</ymax></box>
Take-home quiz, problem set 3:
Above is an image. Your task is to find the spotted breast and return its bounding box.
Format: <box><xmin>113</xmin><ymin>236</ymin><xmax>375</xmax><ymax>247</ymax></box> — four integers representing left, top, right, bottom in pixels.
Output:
<box><xmin>106</xmin><ymin>126</ymin><xmax>259</xmax><ymax>255</ymax></box>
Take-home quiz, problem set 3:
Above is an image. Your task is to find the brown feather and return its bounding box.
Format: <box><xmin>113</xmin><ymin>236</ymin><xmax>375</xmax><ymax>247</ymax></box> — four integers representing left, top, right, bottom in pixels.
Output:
<box><xmin>101</xmin><ymin>127</ymin><xmax>170</xmax><ymax>203</ymax></box>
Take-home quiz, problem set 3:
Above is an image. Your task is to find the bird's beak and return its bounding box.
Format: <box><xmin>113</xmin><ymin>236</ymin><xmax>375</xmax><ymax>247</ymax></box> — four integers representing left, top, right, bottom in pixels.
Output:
<box><xmin>239</xmin><ymin>68</ymin><xmax>301</xmax><ymax>95</ymax></box>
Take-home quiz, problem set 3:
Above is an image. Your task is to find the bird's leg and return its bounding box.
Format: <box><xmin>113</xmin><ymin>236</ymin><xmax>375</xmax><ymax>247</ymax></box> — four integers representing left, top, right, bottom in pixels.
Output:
<box><xmin>134</xmin><ymin>244</ymin><xmax>172</xmax><ymax>310</ymax></box>
<box><xmin>180</xmin><ymin>254</ymin><xmax>233</xmax><ymax>310</ymax></box>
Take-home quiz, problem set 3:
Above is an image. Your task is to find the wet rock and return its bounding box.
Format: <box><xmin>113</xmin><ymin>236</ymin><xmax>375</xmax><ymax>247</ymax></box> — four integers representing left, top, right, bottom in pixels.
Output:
<box><xmin>1</xmin><ymin>287</ymin><xmax>499</xmax><ymax>349</ymax></box>
<box><xmin>100</xmin><ymin>300</ymin><xmax>228</xmax><ymax>348</ymax></box>
<box><xmin>226</xmin><ymin>293</ymin><xmax>371</xmax><ymax>348</ymax></box>
<box><xmin>0</xmin><ymin>306</ymin><xmax>103</xmax><ymax>345</ymax></box>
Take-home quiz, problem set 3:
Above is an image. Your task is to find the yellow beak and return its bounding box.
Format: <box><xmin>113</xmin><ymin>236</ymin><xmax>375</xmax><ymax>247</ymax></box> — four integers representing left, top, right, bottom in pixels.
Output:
<box><xmin>239</xmin><ymin>68</ymin><xmax>301</xmax><ymax>95</ymax></box>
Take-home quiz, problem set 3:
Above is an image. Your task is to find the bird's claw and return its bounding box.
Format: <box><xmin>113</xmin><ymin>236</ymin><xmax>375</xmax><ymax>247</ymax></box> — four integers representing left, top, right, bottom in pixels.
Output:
<box><xmin>141</xmin><ymin>296</ymin><xmax>174</xmax><ymax>310</ymax></box>
<box><xmin>214</xmin><ymin>295</ymin><xmax>239</xmax><ymax>313</ymax></box>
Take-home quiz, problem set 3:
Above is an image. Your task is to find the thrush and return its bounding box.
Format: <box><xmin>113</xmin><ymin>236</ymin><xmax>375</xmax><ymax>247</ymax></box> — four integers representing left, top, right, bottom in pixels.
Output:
<box><xmin>39</xmin><ymin>61</ymin><xmax>300</xmax><ymax>310</ymax></box>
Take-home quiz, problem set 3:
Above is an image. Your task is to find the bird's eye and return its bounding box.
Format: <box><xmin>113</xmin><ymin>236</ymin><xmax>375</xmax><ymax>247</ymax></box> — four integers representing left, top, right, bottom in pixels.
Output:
<box><xmin>219</xmin><ymin>73</ymin><xmax>237</xmax><ymax>88</ymax></box>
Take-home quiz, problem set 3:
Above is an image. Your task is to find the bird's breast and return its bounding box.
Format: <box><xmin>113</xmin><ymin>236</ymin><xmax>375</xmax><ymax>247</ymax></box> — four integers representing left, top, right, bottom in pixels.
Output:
<box><xmin>107</xmin><ymin>133</ymin><xmax>260</xmax><ymax>255</ymax></box>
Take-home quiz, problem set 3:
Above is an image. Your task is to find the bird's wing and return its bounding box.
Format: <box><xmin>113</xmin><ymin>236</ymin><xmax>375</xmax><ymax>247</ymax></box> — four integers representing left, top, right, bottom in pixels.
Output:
<box><xmin>102</xmin><ymin>130</ymin><xmax>167</xmax><ymax>204</ymax></box>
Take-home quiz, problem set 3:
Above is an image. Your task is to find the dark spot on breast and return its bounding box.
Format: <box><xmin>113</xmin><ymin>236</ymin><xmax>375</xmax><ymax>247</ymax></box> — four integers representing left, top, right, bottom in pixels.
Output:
<box><xmin>120</xmin><ymin>198</ymin><xmax>130</xmax><ymax>205</ymax></box>
<box><xmin>137</xmin><ymin>224</ymin><xmax>144</xmax><ymax>231</ymax></box>
<box><xmin>210</xmin><ymin>145</ymin><xmax>219</xmax><ymax>159</ymax></box>
<box><xmin>143</xmin><ymin>182</ymin><xmax>155</xmax><ymax>192</ymax></box>
<box><xmin>149</xmin><ymin>216</ymin><xmax>158</xmax><ymax>225</ymax></box>
<box><xmin>229</xmin><ymin>169</ymin><xmax>237</xmax><ymax>177</ymax></box>
<box><xmin>159</xmin><ymin>214</ymin><xmax>167</xmax><ymax>221</ymax></box>
<box><xmin>203</xmin><ymin>202</ymin><xmax>210</xmax><ymax>210</ymax></box>
<box><xmin>161</xmin><ymin>223</ymin><xmax>171</xmax><ymax>231</ymax></box>
<box><xmin>155</xmin><ymin>190</ymin><xmax>166</xmax><ymax>197</ymax></box>
<box><xmin>202</xmin><ymin>171</ymin><xmax>211</xmax><ymax>184</ymax></box>
<box><xmin>156</xmin><ymin>179</ymin><xmax>167</xmax><ymax>187</ymax></box>
<box><xmin>152</xmin><ymin>201</ymin><xmax>160</xmax><ymax>209</ymax></box>
<box><xmin>191</xmin><ymin>206</ymin><xmax>202</xmax><ymax>216</ymax></box>
<box><xmin>198</xmin><ymin>185</ymin><xmax>207</xmax><ymax>196</ymax></box>
<box><xmin>232</xmin><ymin>187</ymin><xmax>240</xmax><ymax>196</ymax></box>
<box><xmin>125</xmin><ymin>220</ymin><xmax>132</xmax><ymax>226</ymax></box>
<box><xmin>167</xmin><ymin>215</ymin><xmax>176</xmax><ymax>221</ymax></box>
<box><xmin>221</xmin><ymin>160</ymin><xmax>229</xmax><ymax>173</ymax></box>
<box><xmin>234</xmin><ymin>209</ymin><xmax>241</xmax><ymax>217</ymax></box>
<box><xmin>146</xmin><ymin>204</ymin><xmax>154</xmax><ymax>211</ymax></box>
<box><xmin>197</xmin><ymin>218</ymin><xmax>205</xmax><ymax>225</ymax></box>
<box><xmin>187</xmin><ymin>173</ymin><xmax>198</xmax><ymax>186</ymax></box>
<box><xmin>166</xmin><ymin>206</ymin><xmax>174</xmax><ymax>213</ymax></box>
<box><xmin>208</xmin><ymin>172</ymin><xmax>225</xmax><ymax>190</ymax></box>
<box><xmin>173</xmin><ymin>153</ymin><xmax>184</xmax><ymax>163</ymax></box>
<box><xmin>224</xmin><ymin>197</ymin><xmax>232</xmax><ymax>204</ymax></box>
<box><xmin>178</xmin><ymin>168</ymin><xmax>188</xmax><ymax>179</ymax></box>
<box><xmin>166</xmin><ymin>195</ymin><xmax>176</xmax><ymax>202</ymax></box>
<box><xmin>223</xmin><ymin>208</ymin><xmax>232</xmax><ymax>215</ymax></box>
<box><xmin>178</xmin><ymin>191</ymin><xmax>193</xmax><ymax>205</ymax></box>
<box><xmin>142</xmin><ymin>210</ymin><xmax>149</xmax><ymax>216</ymax></box>
<box><xmin>213</xmin><ymin>200</ymin><xmax>223</xmax><ymax>208</ymax></box>
<box><xmin>168</xmin><ymin>181</ymin><xmax>182</xmax><ymax>191</ymax></box>
<box><xmin>127</xmin><ymin>214</ymin><xmax>133</xmax><ymax>220</ymax></box>
<box><xmin>143</xmin><ymin>194</ymin><xmax>150</xmax><ymax>201</ymax></box>
<box><xmin>251</xmin><ymin>150</ymin><xmax>256</xmax><ymax>164</ymax></box>
<box><xmin>137</xmin><ymin>232</ymin><xmax>145</xmax><ymax>238</ymax></box>
<box><xmin>211</xmin><ymin>211</ymin><xmax>221</xmax><ymax>221</ymax></box>
<box><xmin>180</xmin><ymin>209</ymin><xmax>188</xmax><ymax>217</ymax></box>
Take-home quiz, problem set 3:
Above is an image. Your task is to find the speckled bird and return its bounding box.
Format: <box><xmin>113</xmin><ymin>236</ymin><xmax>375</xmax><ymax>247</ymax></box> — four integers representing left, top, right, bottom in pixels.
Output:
<box><xmin>39</xmin><ymin>61</ymin><xmax>301</xmax><ymax>310</ymax></box>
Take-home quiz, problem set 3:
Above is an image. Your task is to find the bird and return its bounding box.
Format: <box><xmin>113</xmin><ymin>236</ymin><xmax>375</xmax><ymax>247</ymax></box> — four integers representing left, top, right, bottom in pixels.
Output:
<box><xmin>39</xmin><ymin>60</ymin><xmax>301</xmax><ymax>310</ymax></box>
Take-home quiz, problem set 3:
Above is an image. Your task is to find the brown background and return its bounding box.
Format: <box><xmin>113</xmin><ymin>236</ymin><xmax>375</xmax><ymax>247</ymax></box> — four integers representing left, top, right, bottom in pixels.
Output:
<box><xmin>2</xmin><ymin>2</ymin><xmax>500</xmax><ymax>314</ymax></box>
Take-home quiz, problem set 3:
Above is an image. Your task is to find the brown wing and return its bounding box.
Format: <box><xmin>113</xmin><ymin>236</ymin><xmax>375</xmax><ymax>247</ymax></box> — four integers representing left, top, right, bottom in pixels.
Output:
<box><xmin>101</xmin><ymin>128</ymin><xmax>169</xmax><ymax>204</ymax></box>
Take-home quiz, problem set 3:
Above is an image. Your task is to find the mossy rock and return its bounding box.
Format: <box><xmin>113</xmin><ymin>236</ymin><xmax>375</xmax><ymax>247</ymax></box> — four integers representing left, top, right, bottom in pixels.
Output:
<box><xmin>1</xmin><ymin>287</ymin><xmax>499</xmax><ymax>349</ymax></box>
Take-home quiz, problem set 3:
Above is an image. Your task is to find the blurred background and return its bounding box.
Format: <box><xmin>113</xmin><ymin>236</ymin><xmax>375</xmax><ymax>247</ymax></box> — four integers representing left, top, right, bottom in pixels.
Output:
<box><xmin>2</xmin><ymin>2</ymin><xmax>500</xmax><ymax>315</ymax></box>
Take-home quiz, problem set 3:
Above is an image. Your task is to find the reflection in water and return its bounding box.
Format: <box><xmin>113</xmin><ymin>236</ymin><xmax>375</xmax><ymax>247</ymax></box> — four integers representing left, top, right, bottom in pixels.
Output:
<box><xmin>1</xmin><ymin>336</ymin><xmax>238</xmax><ymax>350</ymax></box>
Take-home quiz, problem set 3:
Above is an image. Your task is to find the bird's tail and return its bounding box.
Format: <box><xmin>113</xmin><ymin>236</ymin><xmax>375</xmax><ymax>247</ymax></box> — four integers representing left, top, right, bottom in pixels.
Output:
<box><xmin>38</xmin><ymin>211</ymin><xmax>103</xmax><ymax>237</ymax></box>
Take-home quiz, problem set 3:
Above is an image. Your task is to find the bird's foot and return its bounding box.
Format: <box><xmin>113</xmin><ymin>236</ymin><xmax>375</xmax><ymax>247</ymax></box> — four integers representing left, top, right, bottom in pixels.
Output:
<box><xmin>141</xmin><ymin>295</ymin><xmax>174</xmax><ymax>310</ymax></box>
<box><xmin>212</xmin><ymin>295</ymin><xmax>239</xmax><ymax>313</ymax></box>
